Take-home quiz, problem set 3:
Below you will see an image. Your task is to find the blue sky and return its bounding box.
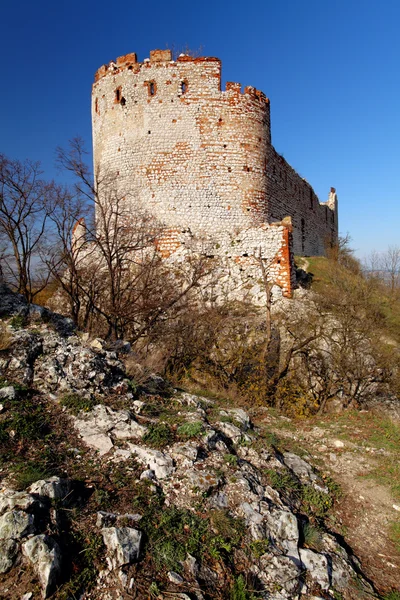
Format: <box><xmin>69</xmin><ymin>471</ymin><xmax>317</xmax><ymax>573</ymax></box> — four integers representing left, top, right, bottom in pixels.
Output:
<box><xmin>1</xmin><ymin>0</ymin><xmax>399</xmax><ymax>257</ymax></box>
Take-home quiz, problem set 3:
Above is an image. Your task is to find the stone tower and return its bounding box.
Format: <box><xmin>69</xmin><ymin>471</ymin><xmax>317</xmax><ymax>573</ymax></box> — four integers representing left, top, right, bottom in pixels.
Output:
<box><xmin>91</xmin><ymin>49</ymin><xmax>338</xmax><ymax>297</ymax></box>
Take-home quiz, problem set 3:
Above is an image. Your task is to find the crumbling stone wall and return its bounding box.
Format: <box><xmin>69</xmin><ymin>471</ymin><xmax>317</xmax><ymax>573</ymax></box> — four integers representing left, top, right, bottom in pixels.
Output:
<box><xmin>92</xmin><ymin>49</ymin><xmax>338</xmax><ymax>296</ymax></box>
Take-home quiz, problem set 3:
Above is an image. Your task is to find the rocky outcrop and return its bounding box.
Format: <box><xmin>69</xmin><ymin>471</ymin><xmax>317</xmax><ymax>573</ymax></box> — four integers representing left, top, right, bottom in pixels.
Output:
<box><xmin>0</xmin><ymin>299</ymin><xmax>379</xmax><ymax>599</ymax></box>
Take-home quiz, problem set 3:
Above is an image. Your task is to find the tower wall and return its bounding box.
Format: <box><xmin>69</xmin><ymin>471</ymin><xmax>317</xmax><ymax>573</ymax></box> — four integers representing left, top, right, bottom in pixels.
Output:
<box><xmin>92</xmin><ymin>51</ymin><xmax>271</xmax><ymax>236</ymax></box>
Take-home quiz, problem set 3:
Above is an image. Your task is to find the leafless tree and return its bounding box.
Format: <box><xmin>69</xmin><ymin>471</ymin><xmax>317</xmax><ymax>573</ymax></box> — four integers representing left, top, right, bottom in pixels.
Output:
<box><xmin>55</xmin><ymin>138</ymin><xmax>213</xmax><ymax>341</ymax></box>
<box><xmin>382</xmin><ymin>245</ymin><xmax>400</xmax><ymax>294</ymax></box>
<box><xmin>0</xmin><ymin>153</ymin><xmax>55</xmax><ymax>302</ymax></box>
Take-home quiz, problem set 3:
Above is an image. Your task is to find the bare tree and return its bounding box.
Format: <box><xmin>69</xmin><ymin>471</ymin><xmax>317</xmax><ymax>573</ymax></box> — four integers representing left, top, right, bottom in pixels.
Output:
<box><xmin>382</xmin><ymin>245</ymin><xmax>400</xmax><ymax>294</ymax></box>
<box><xmin>0</xmin><ymin>153</ymin><xmax>55</xmax><ymax>302</ymax></box>
<box><xmin>55</xmin><ymin>138</ymin><xmax>213</xmax><ymax>341</ymax></box>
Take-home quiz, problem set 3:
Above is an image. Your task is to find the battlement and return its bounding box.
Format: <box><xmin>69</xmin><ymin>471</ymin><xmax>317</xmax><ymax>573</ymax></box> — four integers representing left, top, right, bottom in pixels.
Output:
<box><xmin>94</xmin><ymin>49</ymin><xmax>222</xmax><ymax>83</ymax></box>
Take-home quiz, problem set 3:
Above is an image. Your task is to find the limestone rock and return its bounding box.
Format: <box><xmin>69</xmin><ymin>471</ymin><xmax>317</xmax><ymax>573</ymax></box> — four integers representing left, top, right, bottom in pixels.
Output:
<box><xmin>0</xmin><ymin>386</ymin><xmax>16</xmax><ymax>401</ymax></box>
<box><xmin>0</xmin><ymin>538</ymin><xmax>18</xmax><ymax>573</ymax></box>
<box><xmin>74</xmin><ymin>404</ymin><xmax>146</xmax><ymax>455</ymax></box>
<box><xmin>256</xmin><ymin>554</ymin><xmax>301</xmax><ymax>595</ymax></box>
<box><xmin>299</xmin><ymin>548</ymin><xmax>330</xmax><ymax>590</ymax></box>
<box><xmin>22</xmin><ymin>535</ymin><xmax>62</xmax><ymax>598</ymax></box>
<box><xmin>0</xmin><ymin>510</ymin><xmax>35</xmax><ymax>540</ymax></box>
<box><xmin>101</xmin><ymin>527</ymin><xmax>142</xmax><ymax>569</ymax></box>
<box><xmin>0</xmin><ymin>489</ymin><xmax>42</xmax><ymax>516</ymax></box>
<box><xmin>127</xmin><ymin>443</ymin><xmax>174</xmax><ymax>479</ymax></box>
<box><xmin>28</xmin><ymin>477</ymin><xmax>73</xmax><ymax>501</ymax></box>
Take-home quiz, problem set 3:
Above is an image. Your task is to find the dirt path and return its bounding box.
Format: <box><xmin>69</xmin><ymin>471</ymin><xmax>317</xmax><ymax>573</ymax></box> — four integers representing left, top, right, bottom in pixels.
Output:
<box><xmin>256</xmin><ymin>412</ymin><xmax>400</xmax><ymax>594</ymax></box>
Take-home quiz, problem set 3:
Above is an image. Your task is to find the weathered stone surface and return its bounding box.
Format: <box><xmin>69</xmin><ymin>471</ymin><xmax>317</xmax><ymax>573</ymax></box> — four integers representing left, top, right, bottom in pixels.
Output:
<box><xmin>0</xmin><ymin>510</ymin><xmax>35</xmax><ymax>540</ymax></box>
<box><xmin>0</xmin><ymin>386</ymin><xmax>16</xmax><ymax>401</ymax></box>
<box><xmin>74</xmin><ymin>404</ymin><xmax>146</xmax><ymax>455</ymax></box>
<box><xmin>101</xmin><ymin>527</ymin><xmax>142</xmax><ymax>569</ymax></box>
<box><xmin>127</xmin><ymin>444</ymin><xmax>174</xmax><ymax>479</ymax></box>
<box><xmin>256</xmin><ymin>554</ymin><xmax>301</xmax><ymax>595</ymax></box>
<box><xmin>0</xmin><ymin>538</ymin><xmax>18</xmax><ymax>573</ymax></box>
<box><xmin>264</xmin><ymin>509</ymin><xmax>299</xmax><ymax>560</ymax></box>
<box><xmin>299</xmin><ymin>548</ymin><xmax>330</xmax><ymax>591</ymax></box>
<box><xmin>0</xmin><ymin>489</ymin><xmax>41</xmax><ymax>515</ymax></box>
<box><xmin>28</xmin><ymin>477</ymin><xmax>73</xmax><ymax>501</ymax></box>
<box><xmin>22</xmin><ymin>535</ymin><xmax>62</xmax><ymax>598</ymax></box>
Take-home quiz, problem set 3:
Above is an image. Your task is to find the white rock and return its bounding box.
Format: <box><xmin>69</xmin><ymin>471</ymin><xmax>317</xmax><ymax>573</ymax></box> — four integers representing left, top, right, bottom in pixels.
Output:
<box><xmin>217</xmin><ymin>421</ymin><xmax>243</xmax><ymax>443</ymax></box>
<box><xmin>140</xmin><ymin>469</ymin><xmax>156</xmax><ymax>481</ymax></box>
<box><xmin>168</xmin><ymin>571</ymin><xmax>184</xmax><ymax>583</ymax></box>
<box><xmin>0</xmin><ymin>489</ymin><xmax>41</xmax><ymax>516</ymax></box>
<box><xmin>28</xmin><ymin>477</ymin><xmax>72</xmax><ymax>501</ymax></box>
<box><xmin>101</xmin><ymin>527</ymin><xmax>142</xmax><ymax>569</ymax></box>
<box><xmin>332</xmin><ymin>439</ymin><xmax>345</xmax><ymax>448</ymax></box>
<box><xmin>0</xmin><ymin>539</ymin><xmax>18</xmax><ymax>573</ymax></box>
<box><xmin>299</xmin><ymin>548</ymin><xmax>330</xmax><ymax>590</ymax></box>
<box><xmin>22</xmin><ymin>535</ymin><xmax>62</xmax><ymax>598</ymax></box>
<box><xmin>0</xmin><ymin>386</ymin><xmax>16</xmax><ymax>401</ymax></box>
<box><xmin>0</xmin><ymin>510</ymin><xmax>35</xmax><ymax>540</ymax></box>
<box><xmin>127</xmin><ymin>444</ymin><xmax>174</xmax><ymax>479</ymax></box>
<box><xmin>264</xmin><ymin>509</ymin><xmax>299</xmax><ymax>559</ymax></box>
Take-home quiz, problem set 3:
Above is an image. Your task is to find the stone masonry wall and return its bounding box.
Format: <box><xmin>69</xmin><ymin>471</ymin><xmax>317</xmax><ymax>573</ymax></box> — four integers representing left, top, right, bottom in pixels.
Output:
<box><xmin>92</xmin><ymin>49</ymin><xmax>338</xmax><ymax>297</ymax></box>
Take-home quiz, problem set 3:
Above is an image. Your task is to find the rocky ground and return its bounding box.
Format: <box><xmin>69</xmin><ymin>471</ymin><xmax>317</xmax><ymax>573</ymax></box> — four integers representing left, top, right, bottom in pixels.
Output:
<box><xmin>0</xmin><ymin>286</ymin><xmax>398</xmax><ymax>600</ymax></box>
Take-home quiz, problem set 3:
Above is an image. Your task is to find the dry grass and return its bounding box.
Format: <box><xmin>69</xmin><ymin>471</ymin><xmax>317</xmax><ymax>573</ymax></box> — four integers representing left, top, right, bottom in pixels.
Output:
<box><xmin>0</xmin><ymin>322</ymin><xmax>12</xmax><ymax>351</ymax></box>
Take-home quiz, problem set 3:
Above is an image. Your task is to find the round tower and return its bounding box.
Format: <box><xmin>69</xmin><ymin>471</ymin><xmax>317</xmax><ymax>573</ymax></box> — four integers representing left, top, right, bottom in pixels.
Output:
<box><xmin>92</xmin><ymin>49</ymin><xmax>271</xmax><ymax>237</ymax></box>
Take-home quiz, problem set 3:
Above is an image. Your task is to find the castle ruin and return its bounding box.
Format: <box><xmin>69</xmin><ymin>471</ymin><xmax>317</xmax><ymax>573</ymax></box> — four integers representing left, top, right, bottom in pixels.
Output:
<box><xmin>92</xmin><ymin>49</ymin><xmax>338</xmax><ymax>297</ymax></box>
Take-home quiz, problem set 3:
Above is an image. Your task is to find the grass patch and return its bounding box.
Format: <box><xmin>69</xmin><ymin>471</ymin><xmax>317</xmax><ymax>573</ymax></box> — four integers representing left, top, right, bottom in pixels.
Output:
<box><xmin>230</xmin><ymin>574</ymin><xmax>257</xmax><ymax>600</ymax></box>
<box><xmin>389</xmin><ymin>519</ymin><xmax>400</xmax><ymax>553</ymax></box>
<box><xmin>177</xmin><ymin>421</ymin><xmax>204</xmax><ymax>438</ymax></box>
<box><xmin>59</xmin><ymin>393</ymin><xmax>96</xmax><ymax>415</ymax></box>
<box><xmin>9</xmin><ymin>314</ymin><xmax>27</xmax><ymax>329</ymax></box>
<box><xmin>301</xmin><ymin>485</ymin><xmax>333</xmax><ymax>517</ymax></box>
<box><xmin>13</xmin><ymin>462</ymin><xmax>53</xmax><ymax>490</ymax></box>
<box><xmin>249</xmin><ymin>539</ymin><xmax>269</xmax><ymax>558</ymax></box>
<box><xmin>142</xmin><ymin>423</ymin><xmax>174</xmax><ymax>448</ymax></box>
<box><xmin>263</xmin><ymin>468</ymin><xmax>299</xmax><ymax>495</ymax></box>
<box><xmin>301</xmin><ymin>522</ymin><xmax>323</xmax><ymax>551</ymax></box>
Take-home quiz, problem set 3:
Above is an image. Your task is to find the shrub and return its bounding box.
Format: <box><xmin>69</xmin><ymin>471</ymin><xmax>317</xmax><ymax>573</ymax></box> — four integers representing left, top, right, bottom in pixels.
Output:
<box><xmin>10</xmin><ymin>314</ymin><xmax>26</xmax><ymax>329</ymax></box>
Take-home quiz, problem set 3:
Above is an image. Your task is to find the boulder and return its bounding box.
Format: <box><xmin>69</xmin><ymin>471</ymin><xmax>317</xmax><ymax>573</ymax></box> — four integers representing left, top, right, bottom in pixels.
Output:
<box><xmin>22</xmin><ymin>535</ymin><xmax>62</xmax><ymax>598</ymax></box>
<box><xmin>101</xmin><ymin>527</ymin><xmax>142</xmax><ymax>569</ymax></box>
<box><xmin>0</xmin><ymin>510</ymin><xmax>35</xmax><ymax>540</ymax></box>
<box><xmin>28</xmin><ymin>477</ymin><xmax>73</xmax><ymax>501</ymax></box>
<box><xmin>0</xmin><ymin>538</ymin><xmax>18</xmax><ymax>573</ymax></box>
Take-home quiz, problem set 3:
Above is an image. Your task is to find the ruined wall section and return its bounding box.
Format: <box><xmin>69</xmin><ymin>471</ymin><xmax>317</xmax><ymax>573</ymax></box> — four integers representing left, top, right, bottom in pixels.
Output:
<box><xmin>92</xmin><ymin>51</ymin><xmax>271</xmax><ymax>238</ymax></box>
<box><xmin>266</xmin><ymin>148</ymin><xmax>338</xmax><ymax>255</ymax></box>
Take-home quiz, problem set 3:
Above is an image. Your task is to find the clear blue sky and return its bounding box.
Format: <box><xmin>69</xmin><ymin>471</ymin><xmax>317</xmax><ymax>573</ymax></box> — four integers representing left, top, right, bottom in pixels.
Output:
<box><xmin>1</xmin><ymin>0</ymin><xmax>399</xmax><ymax>257</ymax></box>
